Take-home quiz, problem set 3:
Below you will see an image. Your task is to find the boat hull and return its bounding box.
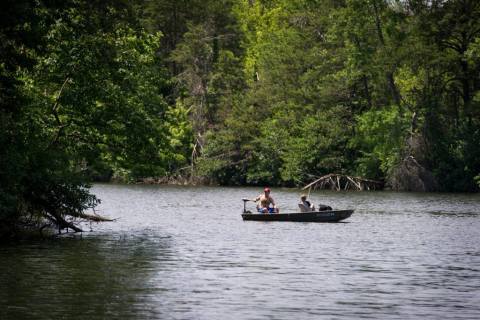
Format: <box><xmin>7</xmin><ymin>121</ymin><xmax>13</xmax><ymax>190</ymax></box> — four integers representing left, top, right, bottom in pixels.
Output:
<box><xmin>241</xmin><ymin>209</ymin><xmax>354</xmax><ymax>222</ymax></box>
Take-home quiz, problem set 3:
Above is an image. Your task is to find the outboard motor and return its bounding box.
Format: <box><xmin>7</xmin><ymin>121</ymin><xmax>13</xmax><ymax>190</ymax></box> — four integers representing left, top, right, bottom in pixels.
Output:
<box><xmin>317</xmin><ymin>204</ymin><xmax>332</xmax><ymax>211</ymax></box>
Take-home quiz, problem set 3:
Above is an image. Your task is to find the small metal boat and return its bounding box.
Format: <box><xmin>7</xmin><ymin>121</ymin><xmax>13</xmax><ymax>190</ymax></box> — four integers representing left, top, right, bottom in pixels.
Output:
<box><xmin>241</xmin><ymin>209</ymin><xmax>354</xmax><ymax>222</ymax></box>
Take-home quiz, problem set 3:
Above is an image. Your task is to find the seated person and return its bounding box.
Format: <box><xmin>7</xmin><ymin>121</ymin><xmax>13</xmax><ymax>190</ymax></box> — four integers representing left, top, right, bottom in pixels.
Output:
<box><xmin>253</xmin><ymin>187</ymin><xmax>279</xmax><ymax>213</ymax></box>
<box><xmin>298</xmin><ymin>194</ymin><xmax>315</xmax><ymax>212</ymax></box>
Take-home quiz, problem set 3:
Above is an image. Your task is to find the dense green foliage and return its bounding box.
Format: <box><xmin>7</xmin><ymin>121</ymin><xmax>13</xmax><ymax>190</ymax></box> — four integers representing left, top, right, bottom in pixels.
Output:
<box><xmin>1</xmin><ymin>0</ymin><xmax>479</xmax><ymax>236</ymax></box>
<box><xmin>191</xmin><ymin>0</ymin><xmax>480</xmax><ymax>192</ymax></box>
<box><xmin>0</xmin><ymin>0</ymin><xmax>190</xmax><ymax>236</ymax></box>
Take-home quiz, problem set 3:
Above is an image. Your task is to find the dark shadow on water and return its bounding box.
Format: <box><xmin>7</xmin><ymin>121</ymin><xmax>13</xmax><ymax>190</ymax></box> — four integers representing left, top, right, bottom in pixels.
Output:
<box><xmin>242</xmin><ymin>221</ymin><xmax>352</xmax><ymax>224</ymax></box>
<box><xmin>0</xmin><ymin>233</ymin><xmax>173</xmax><ymax>320</ymax></box>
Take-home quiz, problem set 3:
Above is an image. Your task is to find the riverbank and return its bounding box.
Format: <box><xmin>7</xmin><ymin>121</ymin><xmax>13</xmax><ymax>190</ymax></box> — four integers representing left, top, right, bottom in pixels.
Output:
<box><xmin>107</xmin><ymin>174</ymin><xmax>479</xmax><ymax>193</ymax></box>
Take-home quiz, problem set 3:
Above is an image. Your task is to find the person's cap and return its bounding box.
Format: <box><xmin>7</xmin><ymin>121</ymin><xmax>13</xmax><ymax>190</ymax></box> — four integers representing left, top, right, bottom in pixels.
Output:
<box><xmin>264</xmin><ymin>187</ymin><xmax>271</xmax><ymax>192</ymax></box>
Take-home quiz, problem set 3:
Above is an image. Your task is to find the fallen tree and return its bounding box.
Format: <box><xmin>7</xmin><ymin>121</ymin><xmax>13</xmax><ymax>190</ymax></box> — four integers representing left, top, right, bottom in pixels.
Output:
<box><xmin>302</xmin><ymin>173</ymin><xmax>383</xmax><ymax>191</ymax></box>
<box><xmin>3</xmin><ymin>190</ymin><xmax>114</xmax><ymax>239</ymax></box>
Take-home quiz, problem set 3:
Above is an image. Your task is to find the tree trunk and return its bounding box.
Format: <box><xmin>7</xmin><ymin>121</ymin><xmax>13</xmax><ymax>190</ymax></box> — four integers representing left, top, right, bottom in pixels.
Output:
<box><xmin>372</xmin><ymin>0</ymin><xmax>401</xmax><ymax>106</ymax></box>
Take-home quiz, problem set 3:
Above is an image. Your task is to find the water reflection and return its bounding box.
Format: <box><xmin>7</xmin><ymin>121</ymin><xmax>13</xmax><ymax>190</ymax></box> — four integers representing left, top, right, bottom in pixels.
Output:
<box><xmin>0</xmin><ymin>234</ymin><xmax>172</xmax><ymax>319</ymax></box>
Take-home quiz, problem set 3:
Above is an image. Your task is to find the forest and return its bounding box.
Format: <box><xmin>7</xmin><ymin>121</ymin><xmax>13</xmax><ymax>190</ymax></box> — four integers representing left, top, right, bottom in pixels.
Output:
<box><xmin>1</xmin><ymin>0</ymin><xmax>479</xmax><ymax>235</ymax></box>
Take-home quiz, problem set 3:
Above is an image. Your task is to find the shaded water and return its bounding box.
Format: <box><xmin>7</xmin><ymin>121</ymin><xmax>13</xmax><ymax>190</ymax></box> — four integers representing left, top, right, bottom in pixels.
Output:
<box><xmin>1</xmin><ymin>184</ymin><xmax>480</xmax><ymax>319</ymax></box>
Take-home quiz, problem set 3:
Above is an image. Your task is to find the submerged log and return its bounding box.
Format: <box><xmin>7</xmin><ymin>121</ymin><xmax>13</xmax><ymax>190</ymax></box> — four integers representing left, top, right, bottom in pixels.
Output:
<box><xmin>302</xmin><ymin>173</ymin><xmax>383</xmax><ymax>191</ymax></box>
<box><xmin>78</xmin><ymin>212</ymin><xmax>114</xmax><ymax>222</ymax></box>
<box><xmin>45</xmin><ymin>211</ymin><xmax>83</xmax><ymax>232</ymax></box>
<box><xmin>46</xmin><ymin>210</ymin><xmax>113</xmax><ymax>233</ymax></box>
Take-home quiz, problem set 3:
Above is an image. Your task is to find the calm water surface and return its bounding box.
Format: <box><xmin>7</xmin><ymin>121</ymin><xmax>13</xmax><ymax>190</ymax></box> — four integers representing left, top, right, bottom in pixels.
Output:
<box><xmin>1</xmin><ymin>184</ymin><xmax>479</xmax><ymax>319</ymax></box>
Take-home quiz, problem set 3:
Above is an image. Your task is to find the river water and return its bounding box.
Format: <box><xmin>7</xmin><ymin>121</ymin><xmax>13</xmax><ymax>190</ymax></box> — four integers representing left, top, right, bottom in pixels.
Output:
<box><xmin>1</xmin><ymin>184</ymin><xmax>479</xmax><ymax>319</ymax></box>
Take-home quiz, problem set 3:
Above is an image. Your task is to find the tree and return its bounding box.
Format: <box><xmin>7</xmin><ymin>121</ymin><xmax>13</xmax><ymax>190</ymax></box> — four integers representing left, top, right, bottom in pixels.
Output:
<box><xmin>0</xmin><ymin>0</ymin><xmax>189</xmax><ymax>237</ymax></box>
